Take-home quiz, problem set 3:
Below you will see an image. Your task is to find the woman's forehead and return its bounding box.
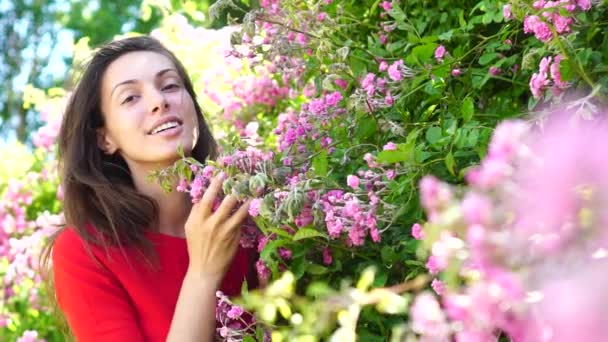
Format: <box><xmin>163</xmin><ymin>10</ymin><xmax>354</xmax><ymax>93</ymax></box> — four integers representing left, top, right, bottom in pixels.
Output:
<box><xmin>103</xmin><ymin>51</ymin><xmax>177</xmax><ymax>87</ymax></box>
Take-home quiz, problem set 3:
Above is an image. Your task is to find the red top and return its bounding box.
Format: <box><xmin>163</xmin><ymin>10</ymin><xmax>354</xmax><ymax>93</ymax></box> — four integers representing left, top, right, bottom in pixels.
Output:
<box><xmin>52</xmin><ymin>227</ymin><xmax>258</xmax><ymax>341</ymax></box>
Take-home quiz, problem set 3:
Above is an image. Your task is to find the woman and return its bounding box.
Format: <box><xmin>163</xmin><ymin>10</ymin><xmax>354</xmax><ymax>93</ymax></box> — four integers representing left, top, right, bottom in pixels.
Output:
<box><xmin>46</xmin><ymin>36</ymin><xmax>257</xmax><ymax>341</ymax></box>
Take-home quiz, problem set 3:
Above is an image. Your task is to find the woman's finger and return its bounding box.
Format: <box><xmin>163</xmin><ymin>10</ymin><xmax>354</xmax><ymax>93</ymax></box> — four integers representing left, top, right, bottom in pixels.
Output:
<box><xmin>224</xmin><ymin>199</ymin><xmax>252</xmax><ymax>232</ymax></box>
<box><xmin>213</xmin><ymin>194</ymin><xmax>239</xmax><ymax>223</ymax></box>
<box><xmin>198</xmin><ymin>173</ymin><xmax>224</xmax><ymax>218</ymax></box>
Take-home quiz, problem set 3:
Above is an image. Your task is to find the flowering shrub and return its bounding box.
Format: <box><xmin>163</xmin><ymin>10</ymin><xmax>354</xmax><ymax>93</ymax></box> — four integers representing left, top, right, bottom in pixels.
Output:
<box><xmin>413</xmin><ymin>112</ymin><xmax>608</xmax><ymax>341</ymax></box>
<box><xmin>0</xmin><ymin>88</ymin><xmax>65</xmax><ymax>341</ymax></box>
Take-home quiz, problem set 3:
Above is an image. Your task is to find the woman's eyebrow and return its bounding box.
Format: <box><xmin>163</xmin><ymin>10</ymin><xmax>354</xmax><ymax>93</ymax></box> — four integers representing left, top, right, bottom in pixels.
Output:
<box><xmin>110</xmin><ymin>68</ymin><xmax>178</xmax><ymax>97</ymax></box>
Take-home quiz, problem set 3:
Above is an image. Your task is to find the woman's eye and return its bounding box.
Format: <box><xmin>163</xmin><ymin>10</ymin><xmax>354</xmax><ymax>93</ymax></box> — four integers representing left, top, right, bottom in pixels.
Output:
<box><xmin>162</xmin><ymin>83</ymin><xmax>180</xmax><ymax>91</ymax></box>
<box><xmin>121</xmin><ymin>95</ymin><xmax>136</xmax><ymax>105</ymax></box>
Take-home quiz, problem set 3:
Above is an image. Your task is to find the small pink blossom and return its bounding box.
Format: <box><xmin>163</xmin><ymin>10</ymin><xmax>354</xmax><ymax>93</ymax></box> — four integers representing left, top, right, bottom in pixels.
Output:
<box><xmin>226</xmin><ymin>306</ymin><xmax>244</xmax><ymax>319</ymax></box>
<box><xmin>256</xmin><ymin>260</ymin><xmax>271</xmax><ymax>281</ymax></box>
<box><xmin>411</xmin><ymin>223</ymin><xmax>424</xmax><ymax>240</ymax></box>
<box><xmin>434</xmin><ymin>45</ymin><xmax>447</xmax><ymax>61</ymax></box>
<box><xmin>387</xmin><ymin>60</ymin><xmax>404</xmax><ymax>81</ymax></box>
<box><xmin>380</xmin><ymin>1</ymin><xmax>392</xmax><ymax>11</ymax></box>
<box><xmin>334</xmin><ymin>78</ymin><xmax>348</xmax><ymax>90</ymax></box>
<box><xmin>383</xmin><ymin>142</ymin><xmax>397</xmax><ymax>151</ymax></box>
<box><xmin>451</xmin><ymin>68</ymin><xmax>462</xmax><ymax>77</ymax></box>
<box><xmin>431</xmin><ymin>279</ymin><xmax>445</xmax><ymax>295</ymax></box>
<box><xmin>379</xmin><ymin>60</ymin><xmax>389</xmax><ymax>72</ymax></box>
<box><xmin>503</xmin><ymin>4</ymin><xmax>512</xmax><ymax>20</ymax></box>
<box><xmin>248</xmin><ymin>198</ymin><xmax>262</xmax><ymax>217</ymax></box>
<box><xmin>489</xmin><ymin>66</ymin><xmax>501</xmax><ymax>76</ymax></box>
<box><xmin>577</xmin><ymin>0</ymin><xmax>592</xmax><ymax>10</ymax></box>
<box><xmin>347</xmin><ymin>175</ymin><xmax>360</xmax><ymax>189</ymax></box>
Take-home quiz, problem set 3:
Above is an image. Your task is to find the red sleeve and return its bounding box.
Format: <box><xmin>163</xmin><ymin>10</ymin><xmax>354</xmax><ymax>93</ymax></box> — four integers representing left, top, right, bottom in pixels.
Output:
<box><xmin>52</xmin><ymin>229</ymin><xmax>145</xmax><ymax>341</ymax></box>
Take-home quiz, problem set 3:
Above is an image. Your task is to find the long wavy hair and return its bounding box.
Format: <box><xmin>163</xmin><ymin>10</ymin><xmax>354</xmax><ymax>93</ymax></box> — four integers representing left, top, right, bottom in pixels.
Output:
<box><xmin>39</xmin><ymin>36</ymin><xmax>217</xmax><ymax>338</ymax></box>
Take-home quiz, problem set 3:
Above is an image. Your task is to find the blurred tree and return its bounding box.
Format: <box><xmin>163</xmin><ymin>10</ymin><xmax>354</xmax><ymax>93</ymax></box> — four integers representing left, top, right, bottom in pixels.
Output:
<box><xmin>0</xmin><ymin>0</ymin><xmax>161</xmax><ymax>143</ymax></box>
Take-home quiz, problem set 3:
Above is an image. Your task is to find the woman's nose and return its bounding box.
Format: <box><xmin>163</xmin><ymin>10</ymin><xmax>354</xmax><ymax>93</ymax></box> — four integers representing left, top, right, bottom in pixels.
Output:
<box><xmin>149</xmin><ymin>88</ymin><xmax>169</xmax><ymax>114</ymax></box>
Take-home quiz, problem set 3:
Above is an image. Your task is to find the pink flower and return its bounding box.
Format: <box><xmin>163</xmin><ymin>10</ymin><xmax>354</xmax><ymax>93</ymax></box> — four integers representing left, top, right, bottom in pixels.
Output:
<box><xmin>387</xmin><ymin>60</ymin><xmax>404</xmax><ymax>81</ymax></box>
<box><xmin>226</xmin><ymin>306</ymin><xmax>244</xmax><ymax>319</ymax></box>
<box><xmin>410</xmin><ymin>292</ymin><xmax>450</xmax><ymax>339</ymax></box>
<box><xmin>550</xmin><ymin>55</ymin><xmax>569</xmax><ymax>88</ymax></box>
<box><xmin>386</xmin><ymin>169</ymin><xmax>396</xmax><ymax>180</ymax></box>
<box><xmin>411</xmin><ymin>223</ymin><xmax>424</xmax><ymax>240</ymax></box>
<box><xmin>577</xmin><ymin>0</ymin><xmax>592</xmax><ymax>10</ymax></box>
<box><xmin>451</xmin><ymin>68</ymin><xmax>462</xmax><ymax>77</ymax></box>
<box><xmin>317</xmin><ymin>12</ymin><xmax>327</xmax><ymax>21</ymax></box>
<box><xmin>279</xmin><ymin>247</ymin><xmax>292</xmax><ymax>260</ymax></box>
<box><xmin>379</xmin><ymin>34</ymin><xmax>387</xmax><ymax>44</ymax></box>
<box><xmin>380</xmin><ymin>0</ymin><xmax>392</xmax><ymax>11</ymax></box>
<box><xmin>528</xmin><ymin>16</ymin><xmax>553</xmax><ymax>42</ymax></box>
<box><xmin>176</xmin><ymin>178</ymin><xmax>188</xmax><ymax>192</ymax></box>
<box><xmin>385</xmin><ymin>93</ymin><xmax>394</xmax><ymax>106</ymax></box>
<box><xmin>530</xmin><ymin>72</ymin><xmax>550</xmax><ymax>99</ymax></box>
<box><xmin>426</xmin><ymin>255</ymin><xmax>440</xmax><ymax>275</ymax></box>
<box><xmin>256</xmin><ymin>260</ymin><xmax>271</xmax><ymax>281</ymax></box>
<box><xmin>383</xmin><ymin>142</ymin><xmax>397</xmax><ymax>151</ymax></box>
<box><xmin>334</xmin><ymin>78</ymin><xmax>348</xmax><ymax>90</ymax></box>
<box><xmin>379</xmin><ymin>60</ymin><xmax>389</xmax><ymax>72</ymax></box>
<box><xmin>431</xmin><ymin>279</ymin><xmax>445</xmax><ymax>295</ymax></box>
<box><xmin>434</xmin><ymin>45</ymin><xmax>447</xmax><ymax>61</ymax></box>
<box><xmin>552</xmin><ymin>14</ymin><xmax>573</xmax><ymax>34</ymax></box>
<box><xmin>347</xmin><ymin>175</ymin><xmax>360</xmax><ymax>189</ymax></box>
<box><xmin>503</xmin><ymin>4</ymin><xmax>512</xmax><ymax>20</ymax></box>
<box><xmin>322</xmin><ymin>247</ymin><xmax>333</xmax><ymax>265</ymax></box>
<box><xmin>248</xmin><ymin>198</ymin><xmax>262</xmax><ymax>217</ymax></box>
<box><xmin>461</xmin><ymin>192</ymin><xmax>492</xmax><ymax>225</ymax></box>
<box><xmin>489</xmin><ymin>66</ymin><xmax>501</xmax><ymax>76</ymax></box>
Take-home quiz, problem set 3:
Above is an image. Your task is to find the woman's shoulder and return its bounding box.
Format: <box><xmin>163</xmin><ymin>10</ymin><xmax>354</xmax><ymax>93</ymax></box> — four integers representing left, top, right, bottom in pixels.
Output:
<box><xmin>52</xmin><ymin>224</ymin><xmax>112</xmax><ymax>265</ymax></box>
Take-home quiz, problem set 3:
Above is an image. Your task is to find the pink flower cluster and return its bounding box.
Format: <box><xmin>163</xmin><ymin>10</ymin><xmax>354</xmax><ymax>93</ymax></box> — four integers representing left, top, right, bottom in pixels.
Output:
<box><xmin>355</xmin><ymin>59</ymin><xmax>415</xmax><ymax>109</ymax></box>
<box><xmin>320</xmin><ymin>189</ymin><xmax>381</xmax><ymax>246</ymax></box>
<box><xmin>521</xmin><ymin>0</ymin><xmax>593</xmax><ymax>42</ymax></box>
<box><xmin>275</xmin><ymin>91</ymin><xmax>345</xmax><ymax>153</ymax></box>
<box><xmin>202</xmin><ymin>68</ymin><xmax>291</xmax><ymax>122</ymax></box>
<box><xmin>16</xmin><ymin>330</ymin><xmax>45</xmax><ymax>342</ymax></box>
<box><xmin>530</xmin><ymin>55</ymin><xmax>569</xmax><ymax>99</ymax></box>
<box><xmin>216</xmin><ymin>291</ymin><xmax>264</xmax><ymax>341</ymax></box>
<box><xmin>412</xmin><ymin>112</ymin><xmax>608</xmax><ymax>341</ymax></box>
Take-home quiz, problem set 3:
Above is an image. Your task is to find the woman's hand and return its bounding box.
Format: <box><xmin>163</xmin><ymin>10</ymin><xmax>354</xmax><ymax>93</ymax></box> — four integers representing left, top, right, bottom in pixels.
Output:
<box><xmin>184</xmin><ymin>173</ymin><xmax>251</xmax><ymax>283</ymax></box>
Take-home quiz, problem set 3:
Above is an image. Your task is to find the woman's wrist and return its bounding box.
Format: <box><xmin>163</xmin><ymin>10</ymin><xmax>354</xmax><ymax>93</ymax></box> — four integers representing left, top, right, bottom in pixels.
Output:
<box><xmin>184</xmin><ymin>267</ymin><xmax>224</xmax><ymax>288</ymax></box>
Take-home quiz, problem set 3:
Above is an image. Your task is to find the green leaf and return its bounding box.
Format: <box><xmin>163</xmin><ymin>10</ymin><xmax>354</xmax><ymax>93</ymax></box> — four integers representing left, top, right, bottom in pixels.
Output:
<box><xmin>462</xmin><ymin>97</ymin><xmax>475</xmax><ymax>122</ymax></box>
<box><xmin>306</xmin><ymin>281</ymin><xmax>334</xmax><ymax>297</ymax></box>
<box><xmin>559</xmin><ymin>59</ymin><xmax>575</xmax><ymax>82</ymax></box>
<box><xmin>445</xmin><ymin>151</ymin><xmax>456</xmax><ymax>176</ymax></box>
<box><xmin>425</xmin><ymin>127</ymin><xmax>442</xmax><ymax>144</ymax></box>
<box><xmin>410</xmin><ymin>43</ymin><xmax>439</xmax><ymax>65</ymax></box>
<box><xmin>479</xmin><ymin>52</ymin><xmax>497</xmax><ymax>66</ymax></box>
<box><xmin>387</xmin><ymin>40</ymin><xmax>406</xmax><ymax>53</ymax></box>
<box><xmin>438</xmin><ymin>30</ymin><xmax>454</xmax><ymax>41</ymax></box>
<box><xmin>312</xmin><ymin>150</ymin><xmax>328</xmax><ymax>177</ymax></box>
<box><xmin>376</xmin><ymin>143</ymin><xmax>414</xmax><ymax>164</ymax></box>
<box><xmin>293</xmin><ymin>228</ymin><xmax>327</xmax><ymax>241</ymax></box>
<box><xmin>307</xmin><ymin>264</ymin><xmax>329</xmax><ymax>275</ymax></box>
<box><xmin>355</xmin><ymin>115</ymin><xmax>378</xmax><ymax>139</ymax></box>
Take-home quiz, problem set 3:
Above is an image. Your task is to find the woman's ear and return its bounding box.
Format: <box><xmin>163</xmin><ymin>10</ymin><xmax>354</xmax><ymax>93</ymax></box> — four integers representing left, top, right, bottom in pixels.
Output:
<box><xmin>96</xmin><ymin>127</ymin><xmax>118</xmax><ymax>155</ymax></box>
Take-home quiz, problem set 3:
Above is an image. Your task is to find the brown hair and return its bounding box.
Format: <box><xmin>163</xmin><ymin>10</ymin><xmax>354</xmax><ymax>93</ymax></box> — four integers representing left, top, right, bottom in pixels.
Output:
<box><xmin>39</xmin><ymin>36</ymin><xmax>217</xmax><ymax>337</ymax></box>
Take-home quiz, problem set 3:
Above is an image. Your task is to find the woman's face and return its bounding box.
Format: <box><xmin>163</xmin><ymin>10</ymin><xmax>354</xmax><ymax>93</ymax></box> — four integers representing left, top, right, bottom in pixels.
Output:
<box><xmin>98</xmin><ymin>51</ymin><xmax>199</xmax><ymax>171</ymax></box>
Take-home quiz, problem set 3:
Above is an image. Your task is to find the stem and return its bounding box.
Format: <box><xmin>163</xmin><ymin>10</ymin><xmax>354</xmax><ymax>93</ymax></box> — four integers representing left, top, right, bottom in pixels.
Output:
<box><xmin>256</xmin><ymin>15</ymin><xmax>322</xmax><ymax>40</ymax></box>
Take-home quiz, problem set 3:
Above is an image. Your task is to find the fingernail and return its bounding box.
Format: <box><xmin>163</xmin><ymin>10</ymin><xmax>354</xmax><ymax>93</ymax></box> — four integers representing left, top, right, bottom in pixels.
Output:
<box><xmin>218</xmin><ymin>171</ymin><xmax>226</xmax><ymax>180</ymax></box>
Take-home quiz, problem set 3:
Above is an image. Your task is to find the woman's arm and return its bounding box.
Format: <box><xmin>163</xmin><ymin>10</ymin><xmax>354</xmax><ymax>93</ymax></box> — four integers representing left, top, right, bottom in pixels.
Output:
<box><xmin>166</xmin><ymin>174</ymin><xmax>251</xmax><ymax>341</ymax></box>
<box><xmin>165</xmin><ymin>272</ymin><xmax>221</xmax><ymax>341</ymax></box>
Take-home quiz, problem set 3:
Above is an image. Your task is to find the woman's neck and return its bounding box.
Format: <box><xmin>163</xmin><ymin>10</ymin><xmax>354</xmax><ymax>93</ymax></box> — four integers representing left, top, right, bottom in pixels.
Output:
<box><xmin>130</xmin><ymin>164</ymin><xmax>192</xmax><ymax>238</ymax></box>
